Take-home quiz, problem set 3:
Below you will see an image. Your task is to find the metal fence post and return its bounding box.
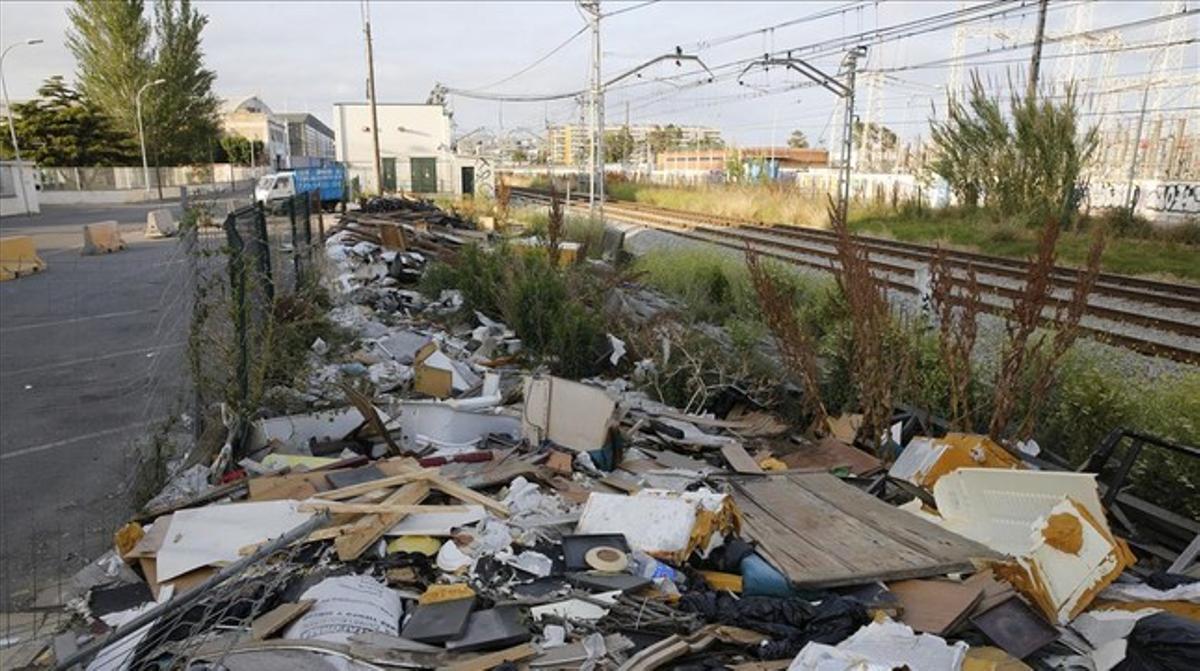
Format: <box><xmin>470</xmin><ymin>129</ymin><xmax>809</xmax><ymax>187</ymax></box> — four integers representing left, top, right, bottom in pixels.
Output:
<box><xmin>254</xmin><ymin>201</ymin><xmax>274</xmax><ymax>303</ymax></box>
<box><xmin>288</xmin><ymin>196</ymin><xmax>301</xmax><ymax>291</ymax></box>
<box><xmin>223</xmin><ymin>212</ymin><xmax>250</xmax><ymax>411</ymax></box>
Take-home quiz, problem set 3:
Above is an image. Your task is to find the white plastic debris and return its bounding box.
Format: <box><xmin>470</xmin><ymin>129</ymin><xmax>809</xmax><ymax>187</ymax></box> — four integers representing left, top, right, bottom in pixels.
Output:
<box><xmin>283</xmin><ymin>575</ymin><xmax>402</xmax><ymax>644</ymax></box>
<box><xmin>789</xmin><ymin>620</ymin><xmax>967</xmax><ymax>671</ymax></box>
<box><xmin>436</xmin><ymin>541</ymin><xmax>473</xmax><ymax>573</ymax></box>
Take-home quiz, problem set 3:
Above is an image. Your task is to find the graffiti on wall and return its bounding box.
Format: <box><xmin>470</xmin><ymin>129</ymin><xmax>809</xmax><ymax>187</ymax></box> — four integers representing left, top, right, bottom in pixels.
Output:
<box><xmin>1080</xmin><ymin>181</ymin><xmax>1199</xmax><ymax>218</ymax></box>
<box><xmin>1143</xmin><ymin>182</ymin><xmax>1199</xmax><ymax>215</ymax></box>
<box><xmin>475</xmin><ymin>158</ymin><xmax>496</xmax><ymax>199</ymax></box>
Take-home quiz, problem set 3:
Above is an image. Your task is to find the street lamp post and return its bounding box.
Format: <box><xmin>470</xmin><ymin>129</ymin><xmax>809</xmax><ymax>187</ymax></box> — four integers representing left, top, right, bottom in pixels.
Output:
<box><xmin>136</xmin><ymin>78</ymin><xmax>166</xmax><ymax>195</ymax></box>
<box><xmin>1</xmin><ymin>38</ymin><xmax>43</xmax><ymax>216</ymax></box>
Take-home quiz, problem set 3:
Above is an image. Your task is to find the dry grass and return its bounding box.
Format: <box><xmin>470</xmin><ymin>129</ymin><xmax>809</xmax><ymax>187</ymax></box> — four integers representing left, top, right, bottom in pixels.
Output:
<box><xmin>607</xmin><ymin>180</ymin><xmax>828</xmax><ymax>227</ymax></box>
<box><xmin>930</xmin><ymin>249</ymin><xmax>981</xmax><ymax>431</ymax></box>
<box><xmin>987</xmin><ymin>217</ymin><xmax>1107</xmax><ymax>442</ymax></box>
<box><xmin>496</xmin><ymin>178</ymin><xmax>511</xmax><ymax>228</ymax></box>
<box><xmin>745</xmin><ymin>246</ymin><xmax>828</xmax><ymax>432</ymax></box>
<box><xmin>828</xmin><ymin>197</ymin><xmax>895</xmax><ymax>456</ymax></box>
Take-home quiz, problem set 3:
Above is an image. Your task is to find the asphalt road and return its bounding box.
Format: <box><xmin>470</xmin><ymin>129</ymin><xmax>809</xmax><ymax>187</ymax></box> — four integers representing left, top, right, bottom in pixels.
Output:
<box><xmin>0</xmin><ymin>200</ymin><xmax>199</xmax><ymax>608</ymax></box>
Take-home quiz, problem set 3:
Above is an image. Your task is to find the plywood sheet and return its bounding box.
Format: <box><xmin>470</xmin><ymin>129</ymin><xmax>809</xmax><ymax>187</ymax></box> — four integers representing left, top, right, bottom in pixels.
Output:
<box><xmin>732</xmin><ymin>472</ymin><xmax>998</xmax><ymax>588</ymax></box>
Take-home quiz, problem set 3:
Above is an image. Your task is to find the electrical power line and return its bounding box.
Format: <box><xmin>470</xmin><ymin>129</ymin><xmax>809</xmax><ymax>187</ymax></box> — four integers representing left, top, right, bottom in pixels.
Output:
<box><xmin>463</xmin><ymin>25</ymin><xmax>588</xmax><ymax>92</ymax></box>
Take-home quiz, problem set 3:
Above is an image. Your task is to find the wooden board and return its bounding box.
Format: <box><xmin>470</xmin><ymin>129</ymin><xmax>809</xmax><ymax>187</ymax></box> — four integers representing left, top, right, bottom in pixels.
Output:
<box><xmin>887</xmin><ymin>579</ymin><xmax>984</xmax><ymax>634</ymax></box>
<box><xmin>779</xmin><ymin>437</ymin><xmax>882</xmax><ymax>476</ymax></box>
<box><xmin>732</xmin><ymin>472</ymin><xmax>998</xmax><ymax>588</ymax></box>
<box><xmin>335</xmin><ymin>481</ymin><xmax>431</xmax><ymax>560</ymax></box>
<box><xmin>721</xmin><ymin>443</ymin><xmax>764</xmax><ymax>474</ymax></box>
<box><xmin>252</xmin><ymin>600</ymin><xmax>315</xmax><ymax>640</ymax></box>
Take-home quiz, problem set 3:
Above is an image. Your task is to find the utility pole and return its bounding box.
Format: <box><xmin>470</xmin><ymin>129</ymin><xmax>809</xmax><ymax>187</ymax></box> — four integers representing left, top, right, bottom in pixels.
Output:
<box><xmin>1027</xmin><ymin>0</ymin><xmax>1050</xmax><ymax>100</ymax></box>
<box><xmin>362</xmin><ymin>0</ymin><xmax>383</xmax><ymax>195</ymax></box>
<box><xmin>1123</xmin><ymin>81</ymin><xmax>1151</xmax><ymax>218</ymax></box>
<box><xmin>581</xmin><ymin>0</ymin><xmax>604</xmax><ymax>221</ymax></box>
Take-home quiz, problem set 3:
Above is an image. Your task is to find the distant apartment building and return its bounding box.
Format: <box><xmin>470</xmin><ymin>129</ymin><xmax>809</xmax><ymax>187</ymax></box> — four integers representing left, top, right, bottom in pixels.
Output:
<box><xmin>221</xmin><ymin>96</ymin><xmax>289</xmax><ymax>169</ymax></box>
<box><xmin>278</xmin><ymin>113</ymin><xmax>336</xmax><ymax>167</ymax></box>
<box><xmin>546</xmin><ymin>123</ymin><xmax>723</xmax><ymax>166</ymax></box>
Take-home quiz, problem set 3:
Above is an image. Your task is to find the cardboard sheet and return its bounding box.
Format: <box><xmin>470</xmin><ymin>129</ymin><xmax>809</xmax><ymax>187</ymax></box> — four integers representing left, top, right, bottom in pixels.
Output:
<box><xmin>154</xmin><ymin>501</ymin><xmax>312</xmax><ymax>582</ymax></box>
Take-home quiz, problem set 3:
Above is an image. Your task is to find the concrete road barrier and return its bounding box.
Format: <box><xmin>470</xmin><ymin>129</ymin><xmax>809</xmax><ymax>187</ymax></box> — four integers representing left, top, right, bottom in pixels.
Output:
<box><xmin>82</xmin><ymin>221</ymin><xmax>127</xmax><ymax>255</ymax></box>
<box><xmin>145</xmin><ymin>208</ymin><xmax>178</xmax><ymax>238</ymax></box>
<box><xmin>0</xmin><ymin>236</ymin><xmax>47</xmax><ymax>281</ymax></box>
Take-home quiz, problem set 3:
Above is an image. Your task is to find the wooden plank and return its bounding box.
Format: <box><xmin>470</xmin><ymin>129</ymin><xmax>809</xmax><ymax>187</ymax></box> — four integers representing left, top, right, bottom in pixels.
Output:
<box><xmin>426</xmin><ymin>474</ymin><xmax>509</xmax><ymax>517</ymax></box>
<box><xmin>251</xmin><ymin>600</ymin><xmax>315</xmax><ymax>640</ymax></box>
<box><xmin>887</xmin><ymin>579</ymin><xmax>984</xmax><ymax>635</ymax></box>
<box><xmin>721</xmin><ymin>443</ymin><xmax>764</xmax><ymax>474</ymax></box>
<box><xmin>739</xmin><ymin>476</ymin><xmax>935</xmax><ymax>574</ymax></box>
<box><xmin>792</xmin><ymin>472</ymin><xmax>998</xmax><ymax>564</ymax></box>
<box><xmin>439</xmin><ymin>643</ymin><xmax>537</xmax><ymax>671</ymax></box>
<box><xmin>733</xmin><ymin>474</ymin><xmax>994</xmax><ymax>588</ymax></box>
<box><xmin>335</xmin><ymin>481</ymin><xmax>431</xmax><ymax>560</ymax></box>
<box><xmin>300</xmin><ymin>502</ymin><xmax>476</xmax><ymax>515</ymax></box>
<box><xmin>315</xmin><ymin>470</ymin><xmax>433</xmax><ymax>501</ymax></box>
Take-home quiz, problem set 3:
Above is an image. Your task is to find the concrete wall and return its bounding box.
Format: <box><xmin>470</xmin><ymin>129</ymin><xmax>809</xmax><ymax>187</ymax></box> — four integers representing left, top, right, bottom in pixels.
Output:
<box><xmin>334</xmin><ymin>103</ymin><xmax>457</xmax><ymax>195</ymax></box>
<box><xmin>1081</xmin><ymin>180</ymin><xmax>1200</xmax><ymax>225</ymax></box>
<box><xmin>0</xmin><ymin>161</ymin><xmax>40</xmax><ymax>216</ymax></box>
<box><xmin>38</xmin><ymin>179</ymin><xmax>256</xmax><ymax>205</ymax></box>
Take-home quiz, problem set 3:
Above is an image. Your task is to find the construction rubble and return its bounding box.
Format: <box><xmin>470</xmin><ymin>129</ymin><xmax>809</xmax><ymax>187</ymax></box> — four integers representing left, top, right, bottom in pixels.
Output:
<box><xmin>11</xmin><ymin>198</ymin><xmax>1199</xmax><ymax>671</ymax></box>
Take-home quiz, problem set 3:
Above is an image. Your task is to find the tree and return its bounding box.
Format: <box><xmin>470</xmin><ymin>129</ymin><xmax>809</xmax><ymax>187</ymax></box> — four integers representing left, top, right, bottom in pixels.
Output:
<box><xmin>647</xmin><ymin>124</ymin><xmax>684</xmax><ymax>154</ymax></box>
<box><xmin>68</xmin><ymin>0</ymin><xmax>220</xmax><ymax>166</ymax></box>
<box><xmin>510</xmin><ymin>146</ymin><xmax>529</xmax><ymax>163</ymax></box>
<box><xmin>217</xmin><ymin>134</ymin><xmax>263</xmax><ymax>166</ymax></box>
<box><xmin>605</xmin><ymin>126</ymin><xmax>635</xmax><ymax>163</ymax></box>
<box><xmin>930</xmin><ymin>74</ymin><xmax>1097</xmax><ymax>219</ymax></box>
<box><xmin>852</xmin><ymin>121</ymin><xmax>897</xmax><ymax>151</ymax></box>
<box><xmin>0</xmin><ymin>76</ymin><xmax>138</xmax><ymax>166</ymax></box>
<box><xmin>67</xmin><ymin>0</ymin><xmax>153</xmax><ymax>139</ymax></box>
<box><xmin>146</xmin><ymin>0</ymin><xmax>221</xmax><ymax>164</ymax></box>
<box><xmin>787</xmin><ymin>130</ymin><xmax>809</xmax><ymax>149</ymax></box>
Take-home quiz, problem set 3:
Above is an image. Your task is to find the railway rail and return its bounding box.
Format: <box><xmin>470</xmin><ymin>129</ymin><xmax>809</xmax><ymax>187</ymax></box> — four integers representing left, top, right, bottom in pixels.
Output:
<box><xmin>511</xmin><ymin>187</ymin><xmax>1200</xmax><ymax>366</ymax></box>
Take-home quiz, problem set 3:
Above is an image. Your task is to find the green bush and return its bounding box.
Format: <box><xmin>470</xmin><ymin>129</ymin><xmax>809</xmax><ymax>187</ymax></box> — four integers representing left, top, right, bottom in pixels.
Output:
<box><xmin>421</xmin><ymin>244</ymin><xmax>610</xmax><ymax>378</ymax></box>
<box><xmin>1036</xmin><ymin>350</ymin><xmax>1200</xmax><ymax>520</ymax></box>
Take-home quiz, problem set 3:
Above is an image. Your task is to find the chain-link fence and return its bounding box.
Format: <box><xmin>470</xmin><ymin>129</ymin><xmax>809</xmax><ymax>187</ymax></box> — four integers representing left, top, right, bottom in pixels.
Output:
<box><xmin>189</xmin><ymin>191</ymin><xmax>325</xmax><ymax>452</ymax></box>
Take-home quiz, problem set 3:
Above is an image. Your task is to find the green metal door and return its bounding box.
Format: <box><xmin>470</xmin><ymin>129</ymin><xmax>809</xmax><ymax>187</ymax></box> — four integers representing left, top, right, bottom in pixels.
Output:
<box><xmin>381</xmin><ymin>157</ymin><xmax>397</xmax><ymax>192</ymax></box>
<box><xmin>410</xmin><ymin>157</ymin><xmax>437</xmax><ymax>193</ymax></box>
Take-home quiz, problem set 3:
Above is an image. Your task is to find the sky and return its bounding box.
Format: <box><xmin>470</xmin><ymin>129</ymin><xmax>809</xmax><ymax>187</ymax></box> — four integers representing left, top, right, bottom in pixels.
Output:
<box><xmin>1</xmin><ymin>1</ymin><xmax>1196</xmax><ymax>150</ymax></box>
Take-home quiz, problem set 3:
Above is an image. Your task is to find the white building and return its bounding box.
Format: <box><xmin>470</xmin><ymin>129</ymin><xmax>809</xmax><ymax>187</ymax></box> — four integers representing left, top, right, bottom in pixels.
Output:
<box><xmin>221</xmin><ymin>96</ymin><xmax>289</xmax><ymax>169</ymax></box>
<box><xmin>333</xmin><ymin>102</ymin><xmax>486</xmax><ymax>196</ymax></box>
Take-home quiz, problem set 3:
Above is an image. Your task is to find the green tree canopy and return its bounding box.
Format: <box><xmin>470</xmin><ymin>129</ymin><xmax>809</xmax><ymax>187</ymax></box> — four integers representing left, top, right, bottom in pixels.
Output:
<box><xmin>68</xmin><ymin>0</ymin><xmax>220</xmax><ymax>166</ymax></box>
<box><xmin>0</xmin><ymin>76</ymin><xmax>138</xmax><ymax>166</ymax></box>
<box><xmin>217</xmin><ymin>134</ymin><xmax>263</xmax><ymax>166</ymax></box>
<box><xmin>67</xmin><ymin>0</ymin><xmax>152</xmax><ymax>138</ymax></box>
<box><xmin>146</xmin><ymin>0</ymin><xmax>221</xmax><ymax>164</ymax></box>
<box><xmin>605</xmin><ymin>126</ymin><xmax>635</xmax><ymax>163</ymax></box>
<box><xmin>787</xmin><ymin>129</ymin><xmax>809</xmax><ymax>149</ymax></box>
<box><xmin>647</xmin><ymin>124</ymin><xmax>684</xmax><ymax>154</ymax></box>
<box><xmin>853</xmin><ymin>121</ymin><xmax>898</xmax><ymax>151</ymax></box>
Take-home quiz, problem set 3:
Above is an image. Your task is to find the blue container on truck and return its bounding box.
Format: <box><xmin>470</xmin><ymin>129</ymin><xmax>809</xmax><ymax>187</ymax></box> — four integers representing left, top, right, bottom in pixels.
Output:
<box><xmin>255</xmin><ymin>164</ymin><xmax>347</xmax><ymax>209</ymax></box>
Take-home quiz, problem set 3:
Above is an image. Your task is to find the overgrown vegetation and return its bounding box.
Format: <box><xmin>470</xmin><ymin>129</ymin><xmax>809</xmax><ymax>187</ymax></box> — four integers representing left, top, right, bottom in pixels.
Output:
<box><xmin>420</xmin><ymin>243</ymin><xmax>610</xmax><ymax>379</ymax></box>
<box><xmin>930</xmin><ymin>75</ymin><xmax>1098</xmax><ymax>222</ymax></box>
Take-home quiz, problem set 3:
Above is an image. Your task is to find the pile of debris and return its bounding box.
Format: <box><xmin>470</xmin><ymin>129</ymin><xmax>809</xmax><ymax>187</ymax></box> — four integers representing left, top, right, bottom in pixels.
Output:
<box><xmin>11</xmin><ymin>206</ymin><xmax>1198</xmax><ymax>671</ymax></box>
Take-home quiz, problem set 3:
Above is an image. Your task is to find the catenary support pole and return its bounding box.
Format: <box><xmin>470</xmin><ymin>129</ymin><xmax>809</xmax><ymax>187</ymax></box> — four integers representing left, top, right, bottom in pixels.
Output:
<box><xmin>1027</xmin><ymin>0</ymin><xmax>1050</xmax><ymax>100</ymax></box>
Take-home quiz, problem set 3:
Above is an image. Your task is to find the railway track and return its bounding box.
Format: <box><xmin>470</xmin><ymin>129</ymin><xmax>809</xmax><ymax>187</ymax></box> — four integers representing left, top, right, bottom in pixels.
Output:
<box><xmin>512</xmin><ymin>187</ymin><xmax>1200</xmax><ymax>366</ymax></box>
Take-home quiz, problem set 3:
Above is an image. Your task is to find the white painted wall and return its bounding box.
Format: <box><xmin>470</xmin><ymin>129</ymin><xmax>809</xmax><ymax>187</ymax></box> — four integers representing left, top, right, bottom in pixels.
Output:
<box><xmin>333</xmin><ymin>103</ymin><xmax>457</xmax><ymax>194</ymax></box>
<box><xmin>0</xmin><ymin>161</ymin><xmax>40</xmax><ymax>216</ymax></box>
